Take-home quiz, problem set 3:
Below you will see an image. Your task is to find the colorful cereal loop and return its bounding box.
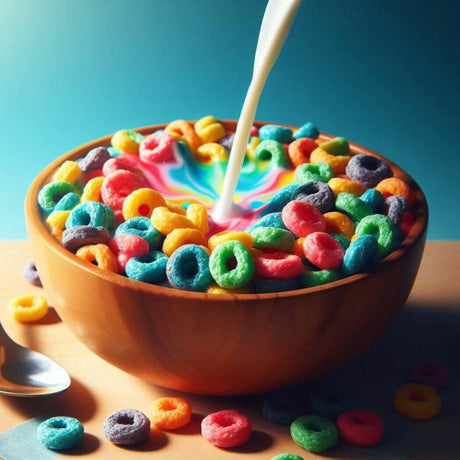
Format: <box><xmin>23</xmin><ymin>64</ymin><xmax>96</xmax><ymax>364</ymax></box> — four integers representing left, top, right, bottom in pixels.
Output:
<box><xmin>201</xmin><ymin>410</ymin><xmax>251</xmax><ymax>448</ymax></box>
<box><xmin>323</xmin><ymin>211</ymin><xmax>355</xmax><ymax>240</ymax></box>
<box><xmin>290</xmin><ymin>415</ymin><xmax>338</xmax><ymax>453</ymax></box>
<box><xmin>8</xmin><ymin>294</ymin><xmax>49</xmax><ymax>322</ymax></box>
<box><xmin>310</xmin><ymin>147</ymin><xmax>350</xmax><ymax>174</ymax></box>
<box><xmin>254</xmin><ymin>251</ymin><xmax>304</xmax><ymax>279</ymax></box>
<box><xmin>394</xmin><ymin>383</ymin><xmax>441</xmax><ymax>420</ymax></box>
<box><xmin>250</xmin><ymin>226</ymin><xmax>295</xmax><ymax>252</ymax></box>
<box><xmin>246</xmin><ymin>136</ymin><xmax>261</xmax><ymax>160</ymax></box>
<box><xmin>186</xmin><ymin>203</ymin><xmax>209</xmax><ymax>234</ymax></box>
<box><xmin>293</xmin><ymin>121</ymin><xmax>319</xmax><ymax>140</ymax></box>
<box><xmin>336</xmin><ymin>409</ymin><xmax>384</xmax><ymax>446</ymax></box>
<box><xmin>150</xmin><ymin>397</ymin><xmax>192</xmax><ymax>430</ymax></box>
<box><xmin>303</xmin><ymin>232</ymin><xmax>345</xmax><ymax>270</ymax></box>
<box><xmin>165</xmin><ymin>119</ymin><xmax>202</xmax><ymax>152</ymax></box>
<box><xmin>46</xmin><ymin>210</ymin><xmax>71</xmax><ymax>240</ymax></box>
<box><xmin>37</xmin><ymin>416</ymin><xmax>84</xmax><ymax>451</ymax></box>
<box><xmin>125</xmin><ymin>251</ymin><xmax>168</xmax><ymax>284</ymax></box>
<box><xmin>162</xmin><ymin>228</ymin><xmax>207</xmax><ymax>257</ymax></box>
<box><xmin>151</xmin><ymin>206</ymin><xmax>197</xmax><ymax>235</ymax></box>
<box><xmin>111</xmin><ymin>129</ymin><xmax>142</xmax><ymax>155</ymax></box>
<box><xmin>335</xmin><ymin>193</ymin><xmax>373</xmax><ymax>222</ymax></box>
<box><xmin>208</xmin><ymin>230</ymin><xmax>254</xmax><ymax>251</ymax></box>
<box><xmin>328</xmin><ymin>177</ymin><xmax>366</xmax><ymax>197</ymax></box>
<box><xmin>319</xmin><ymin>137</ymin><xmax>349</xmax><ymax>156</ymax></box>
<box><xmin>302</xmin><ymin>269</ymin><xmax>341</xmax><ymax>288</ymax></box>
<box><xmin>295</xmin><ymin>161</ymin><xmax>333</xmax><ymax>184</ymax></box>
<box><xmin>81</xmin><ymin>176</ymin><xmax>105</xmax><ymax>202</ymax></box>
<box><xmin>103</xmin><ymin>409</ymin><xmax>151</xmax><ymax>446</ymax></box>
<box><xmin>139</xmin><ymin>131</ymin><xmax>177</xmax><ymax>163</ymax></box>
<box><xmin>75</xmin><ymin>244</ymin><xmax>119</xmax><ymax>272</ymax></box>
<box><xmin>209</xmin><ymin>240</ymin><xmax>254</xmax><ymax>289</ymax></box>
<box><xmin>259</xmin><ymin>124</ymin><xmax>293</xmax><ymax>143</ymax></box>
<box><xmin>38</xmin><ymin>181</ymin><xmax>76</xmax><ymax>214</ymax></box>
<box><xmin>194</xmin><ymin>115</ymin><xmax>226</xmax><ymax>143</ymax></box>
<box><xmin>195</xmin><ymin>143</ymin><xmax>228</xmax><ymax>163</ymax></box>
<box><xmin>122</xmin><ymin>187</ymin><xmax>166</xmax><ymax>220</ymax></box>
<box><xmin>53</xmin><ymin>160</ymin><xmax>81</xmax><ymax>184</ymax></box>
<box><xmin>165</xmin><ymin>199</ymin><xmax>187</xmax><ymax>215</ymax></box>
<box><xmin>375</xmin><ymin>177</ymin><xmax>415</xmax><ymax>206</ymax></box>
<box><xmin>288</xmin><ymin>137</ymin><xmax>318</xmax><ymax>167</ymax></box>
<box><xmin>254</xmin><ymin>139</ymin><xmax>290</xmax><ymax>168</ymax></box>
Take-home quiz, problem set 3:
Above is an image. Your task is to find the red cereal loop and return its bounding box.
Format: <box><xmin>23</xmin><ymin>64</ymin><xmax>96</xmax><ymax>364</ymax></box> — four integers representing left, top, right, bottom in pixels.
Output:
<box><xmin>102</xmin><ymin>154</ymin><xmax>143</xmax><ymax>177</ymax></box>
<box><xmin>337</xmin><ymin>410</ymin><xmax>384</xmax><ymax>446</ymax></box>
<box><xmin>303</xmin><ymin>232</ymin><xmax>345</xmax><ymax>270</ymax></box>
<box><xmin>101</xmin><ymin>170</ymin><xmax>144</xmax><ymax>215</ymax></box>
<box><xmin>108</xmin><ymin>234</ymin><xmax>150</xmax><ymax>272</ymax></box>
<box><xmin>250</xmin><ymin>125</ymin><xmax>259</xmax><ymax>137</ymax></box>
<box><xmin>139</xmin><ymin>131</ymin><xmax>177</xmax><ymax>163</ymax></box>
<box><xmin>201</xmin><ymin>410</ymin><xmax>251</xmax><ymax>448</ymax></box>
<box><xmin>411</xmin><ymin>362</ymin><xmax>449</xmax><ymax>389</ymax></box>
<box><xmin>288</xmin><ymin>138</ymin><xmax>318</xmax><ymax>167</ymax></box>
<box><xmin>282</xmin><ymin>200</ymin><xmax>326</xmax><ymax>237</ymax></box>
<box><xmin>254</xmin><ymin>251</ymin><xmax>304</xmax><ymax>279</ymax></box>
<box><xmin>400</xmin><ymin>212</ymin><xmax>415</xmax><ymax>237</ymax></box>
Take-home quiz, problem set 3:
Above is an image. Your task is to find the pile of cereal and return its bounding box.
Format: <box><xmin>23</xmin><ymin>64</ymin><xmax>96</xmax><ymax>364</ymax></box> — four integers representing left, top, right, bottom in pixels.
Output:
<box><xmin>37</xmin><ymin>116</ymin><xmax>417</xmax><ymax>294</ymax></box>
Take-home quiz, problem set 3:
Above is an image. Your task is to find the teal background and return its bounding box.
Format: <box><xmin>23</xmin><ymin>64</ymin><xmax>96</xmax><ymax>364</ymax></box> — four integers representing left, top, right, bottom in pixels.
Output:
<box><xmin>0</xmin><ymin>0</ymin><xmax>459</xmax><ymax>240</ymax></box>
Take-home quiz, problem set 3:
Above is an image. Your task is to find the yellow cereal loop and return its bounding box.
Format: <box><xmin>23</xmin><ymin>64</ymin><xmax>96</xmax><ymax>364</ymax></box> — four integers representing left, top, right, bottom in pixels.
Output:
<box><xmin>9</xmin><ymin>294</ymin><xmax>49</xmax><ymax>322</ymax></box>
<box><xmin>310</xmin><ymin>147</ymin><xmax>351</xmax><ymax>174</ymax></box>
<box><xmin>208</xmin><ymin>230</ymin><xmax>254</xmax><ymax>251</ymax></box>
<box><xmin>151</xmin><ymin>206</ymin><xmax>197</xmax><ymax>235</ymax></box>
<box><xmin>165</xmin><ymin>199</ymin><xmax>187</xmax><ymax>215</ymax></box>
<box><xmin>186</xmin><ymin>203</ymin><xmax>209</xmax><ymax>234</ymax></box>
<box><xmin>207</xmin><ymin>283</ymin><xmax>250</xmax><ymax>294</ymax></box>
<box><xmin>246</xmin><ymin>136</ymin><xmax>261</xmax><ymax>160</ymax></box>
<box><xmin>292</xmin><ymin>237</ymin><xmax>306</xmax><ymax>259</ymax></box>
<box><xmin>122</xmin><ymin>188</ymin><xmax>166</xmax><ymax>220</ymax></box>
<box><xmin>76</xmin><ymin>244</ymin><xmax>118</xmax><ymax>272</ymax></box>
<box><xmin>324</xmin><ymin>211</ymin><xmax>355</xmax><ymax>240</ymax></box>
<box><xmin>81</xmin><ymin>176</ymin><xmax>105</xmax><ymax>202</ymax></box>
<box><xmin>328</xmin><ymin>177</ymin><xmax>366</xmax><ymax>197</ymax></box>
<box><xmin>162</xmin><ymin>228</ymin><xmax>207</xmax><ymax>256</ymax></box>
<box><xmin>53</xmin><ymin>160</ymin><xmax>81</xmax><ymax>184</ymax></box>
<box><xmin>164</xmin><ymin>120</ymin><xmax>202</xmax><ymax>152</ymax></box>
<box><xmin>46</xmin><ymin>210</ymin><xmax>71</xmax><ymax>240</ymax></box>
<box><xmin>111</xmin><ymin>129</ymin><xmax>141</xmax><ymax>155</ymax></box>
<box><xmin>195</xmin><ymin>143</ymin><xmax>228</xmax><ymax>163</ymax></box>
<box><xmin>194</xmin><ymin>116</ymin><xmax>226</xmax><ymax>143</ymax></box>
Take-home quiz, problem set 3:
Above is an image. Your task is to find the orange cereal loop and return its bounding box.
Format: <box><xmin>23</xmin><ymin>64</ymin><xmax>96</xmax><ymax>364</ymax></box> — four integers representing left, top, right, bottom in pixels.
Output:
<box><xmin>328</xmin><ymin>177</ymin><xmax>366</xmax><ymax>197</ymax></box>
<box><xmin>394</xmin><ymin>383</ymin><xmax>441</xmax><ymax>420</ymax></box>
<box><xmin>164</xmin><ymin>120</ymin><xmax>202</xmax><ymax>152</ymax></box>
<box><xmin>53</xmin><ymin>160</ymin><xmax>81</xmax><ymax>184</ymax></box>
<box><xmin>111</xmin><ymin>129</ymin><xmax>141</xmax><ymax>155</ymax></box>
<box><xmin>151</xmin><ymin>206</ymin><xmax>197</xmax><ymax>235</ymax></box>
<box><xmin>292</xmin><ymin>237</ymin><xmax>306</xmax><ymax>259</ymax></box>
<box><xmin>46</xmin><ymin>210</ymin><xmax>71</xmax><ymax>240</ymax></box>
<box><xmin>310</xmin><ymin>147</ymin><xmax>351</xmax><ymax>175</ymax></box>
<box><xmin>375</xmin><ymin>177</ymin><xmax>415</xmax><ymax>206</ymax></box>
<box><xmin>194</xmin><ymin>116</ymin><xmax>226</xmax><ymax>143</ymax></box>
<box><xmin>122</xmin><ymin>188</ymin><xmax>166</xmax><ymax>220</ymax></box>
<box><xmin>324</xmin><ymin>212</ymin><xmax>356</xmax><ymax>240</ymax></box>
<box><xmin>76</xmin><ymin>244</ymin><xmax>119</xmax><ymax>272</ymax></box>
<box><xmin>207</xmin><ymin>283</ymin><xmax>250</xmax><ymax>294</ymax></box>
<box><xmin>208</xmin><ymin>230</ymin><xmax>254</xmax><ymax>252</ymax></box>
<box><xmin>8</xmin><ymin>294</ymin><xmax>49</xmax><ymax>322</ymax></box>
<box><xmin>165</xmin><ymin>199</ymin><xmax>187</xmax><ymax>215</ymax></box>
<box><xmin>150</xmin><ymin>397</ymin><xmax>192</xmax><ymax>430</ymax></box>
<box><xmin>186</xmin><ymin>203</ymin><xmax>209</xmax><ymax>234</ymax></box>
<box><xmin>162</xmin><ymin>228</ymin><xmax>207</xmax><ymax>256</ymax></box>
<box><xmin>195</xmin><ymin>143</ymin><xmax>228</xmax><ymax>163</ymax></box>
<box><xmin>81</xmin><ymin>176</ymin><xmax>105</xmax><ymax>202</ymax></box>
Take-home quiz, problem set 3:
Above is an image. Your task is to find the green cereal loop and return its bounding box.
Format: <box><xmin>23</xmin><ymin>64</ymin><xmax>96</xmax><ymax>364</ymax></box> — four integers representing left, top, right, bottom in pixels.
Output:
<box><xmin>271</xmin><ymin>454</ymin><xmax>304</xmax><ymax>460</ymax></box>
<box><xmin>330</xmin><ymin>233</ymin><xmax>350</xmax><ymax>249</ymax></box>
<box><xmin>127</xmin><ymin>129</ymin><xmax>144</xmax><ymax>144</ymax></box>
<box><xmin>254</xmin><ymin>139</ymin><xmax>290</xmax><ymax>168</ymax></box>
<box><xmin>290</xmin><ymin>415</ymin><xmax>338</xmax><ymax>453</ymax></box>
<box><xmin>295</xmin><ymin>161</ymin><xmax>333</xmax><ymax>184</ymax></box>
<box><xmin>335</xmin><ymin>192</ymin><xmax>373</xmax><ymax>222</ymax></box>
<box><xmin>37</xmin><ymin>181</ymin><xmax>76</xmax><ymax>214</ymax></box>
<box><xmin>302</xmin><ymin>269</ymin><xmax>341</xmax><ymax>287</ymax></box>
<box><xmin>355</xmin><ymin>214</ymin><xmax>398</xmax><ymax>259</ymax></box>
<box><xmin>209</xmin><ymin>240</ymin><xmax>254</xmax><ymax>289</ymax></box>
<box><xmin>250</xmin><ymin>226</ymin><xmax>295</xmax><ymax>252</ymax></box>
<box><xmin>319</xmin><ymin>136</ymin><xmax>349</xmax><ymax>156</ymax></box>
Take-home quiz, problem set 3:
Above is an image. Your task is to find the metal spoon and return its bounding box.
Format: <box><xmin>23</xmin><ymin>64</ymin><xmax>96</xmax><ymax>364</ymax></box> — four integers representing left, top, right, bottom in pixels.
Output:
<box><xmin>0</xmin><ymin>322</ymin><xmax>70</xmax><ymax>397</ymax></box>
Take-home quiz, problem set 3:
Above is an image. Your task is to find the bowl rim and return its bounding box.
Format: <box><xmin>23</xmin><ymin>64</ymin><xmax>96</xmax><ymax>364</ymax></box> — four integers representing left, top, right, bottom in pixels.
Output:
<box><xmin>25</xmin><ymin>120</ymin><xmax>429</xmax><ymax>302</ymax></box>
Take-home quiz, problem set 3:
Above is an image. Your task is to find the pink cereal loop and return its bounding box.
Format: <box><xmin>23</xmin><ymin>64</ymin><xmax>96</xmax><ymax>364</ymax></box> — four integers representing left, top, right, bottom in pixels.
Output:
<box><xmin>139</xmin><ymin>131</ymin><xmax>177</xmax><ymax>163</ymax></box>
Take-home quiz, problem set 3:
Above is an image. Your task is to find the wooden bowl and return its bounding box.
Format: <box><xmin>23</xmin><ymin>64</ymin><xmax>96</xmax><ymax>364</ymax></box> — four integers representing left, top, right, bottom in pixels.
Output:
<box><xmin>24</xmin><ymin>121</ymin><xmax>428</xmax><ymax>395</ymax></box>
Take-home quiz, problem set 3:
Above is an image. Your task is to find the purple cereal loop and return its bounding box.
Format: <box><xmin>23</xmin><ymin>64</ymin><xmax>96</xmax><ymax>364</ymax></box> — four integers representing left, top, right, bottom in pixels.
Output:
<box><xmin>103</xmin><ymin>408</ymin><xmax>151</xmax><ymax>445</ymax></box>
<box><xmin>22</xmin><ymin>260</ymin><xmax>42</xmax><ymax>287</ymax></box>
<box><xmin>219</xmin><ymin>133</ymin><xmax>235</xmax><ymax>151</ymax></box>
<box><xmin>79</xmin><ymin>146</ymin><xmax>111</xmax><ymax>173</ymax></box>
<box><xmin>62</xmin><ymin>225</ymin><xmax>111</xmax><ymax>252</ymax></box>
<box><xmin>386</xmin><ymin>195</ymin><xmax>409</xmax><ymax>226</ymax></box>
<box><xmin>292</xmin><ymin>181</ymin><xmax>335</xmax><ymax>213</ymax></box>
<box><xmin>345</xmin><ymin>154</ymin><xmax>392</xmax><ymax>188</ymax></box>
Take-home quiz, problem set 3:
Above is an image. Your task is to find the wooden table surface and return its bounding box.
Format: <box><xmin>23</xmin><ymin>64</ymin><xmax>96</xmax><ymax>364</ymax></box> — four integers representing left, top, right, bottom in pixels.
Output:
<box><xmin>1</xmin><ymin>240</ymin><xmax>459</xmax><ymax>459</ymax></box>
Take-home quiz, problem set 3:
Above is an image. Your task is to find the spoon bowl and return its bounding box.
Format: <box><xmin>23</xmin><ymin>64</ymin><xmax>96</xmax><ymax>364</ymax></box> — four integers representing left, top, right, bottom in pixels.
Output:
<box><xmin>0</xmin><ymin>323</ymin><xmax>71</xmax><ymax>397</ymax></box>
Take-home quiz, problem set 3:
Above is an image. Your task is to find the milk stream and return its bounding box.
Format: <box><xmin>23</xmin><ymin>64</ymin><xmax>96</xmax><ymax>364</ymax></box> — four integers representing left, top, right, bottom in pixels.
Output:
<box><xmin>213</xmin><ymin>0</ymin><xmax>302</xmax><ymax>222</ymax></box>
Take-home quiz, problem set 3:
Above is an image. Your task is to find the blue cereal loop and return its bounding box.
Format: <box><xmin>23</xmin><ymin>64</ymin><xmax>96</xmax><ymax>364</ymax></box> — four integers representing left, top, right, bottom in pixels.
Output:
<box><xmin>53</xmin><ymin>192</ymin><xmax>80</xmax><ymax>212</ymax></box>
<box><xmin>259</xmin><ymin>124</ymin><xmax>293</xmax><ymax>144</ymax></box>
<box><xmin>246</xmin><ymin>212</ymin><xmax>287</xmax><ymax>233</ymax></box>
<box><xmin>36</xmin><ymin>416</ymin><xmax>84</xmax><ymax>451</ymax></box>
<box><xmin>359</xmin><ymin>188</ymin><xmax>385</xmax><ymax>214</ymax></box>
<box><xmin>166</xmin><ymin>244</ymin><xmax>212</xmax><ymax>292</ymax></box>
<box><xmin>341</xmin><ymin>234</ymin><xmax>378</xmax><ymax>276</ymax></box>
<box><xmin>293</xmin><ymin>122</ymin><xmax>319</xmax><ymax>140</ymax></box>
<box><xmin>65</xmin><ymin>201</ymin><xmax>114</xmax><ymax>231</ymax></box>
<box><xmin>115</xmin><ymin>216</ymin><xmax>164</xmax><ymax>250</ymax></box>
<box><xmin>125</xmin><ymin>250</ymin><xmax>168</xmax><ymax>284</ymax></box>
<box><xmin>37</xmin><ymin>182</ymin><xmax>76</xmax><ymax>214</ymax></box>
<box><xmin>260</xmin><ymin>184</ymin><xmax>297</xmax><ymax>216</ymax></box>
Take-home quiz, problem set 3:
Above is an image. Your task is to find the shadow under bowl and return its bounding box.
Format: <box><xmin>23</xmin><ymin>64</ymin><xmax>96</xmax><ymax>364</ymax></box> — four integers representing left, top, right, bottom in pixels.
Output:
<box><xmin>24</xmin><ymin>121</ymin><xmax>428</xmax><ymax>395</ymax></box>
